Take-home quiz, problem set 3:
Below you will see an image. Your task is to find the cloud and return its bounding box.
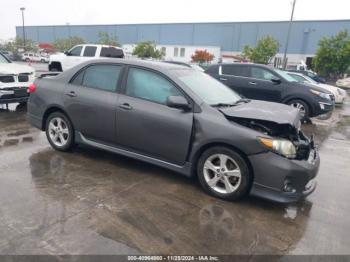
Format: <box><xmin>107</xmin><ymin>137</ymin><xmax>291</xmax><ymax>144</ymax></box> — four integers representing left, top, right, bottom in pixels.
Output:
<box><xmin>1</xmin><ymin>0</ymin><xmax>349</xmax><ymax>40</ymax></box>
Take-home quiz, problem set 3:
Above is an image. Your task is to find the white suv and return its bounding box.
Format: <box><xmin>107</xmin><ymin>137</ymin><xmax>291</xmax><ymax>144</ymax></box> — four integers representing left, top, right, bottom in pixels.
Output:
<box><xmin>0</xmin><ymin>53</ymin><xmax>35</xmax><ymax>104</ymax></box>
<box><xmin>22</xmin><ymin>52</ymin><xmax>49</xmax><ymax>63</ymax></box>
<box><xmin>48</xmin><ymin>44</ymin><xmax>124</xmax><ymax>72</ymax></box>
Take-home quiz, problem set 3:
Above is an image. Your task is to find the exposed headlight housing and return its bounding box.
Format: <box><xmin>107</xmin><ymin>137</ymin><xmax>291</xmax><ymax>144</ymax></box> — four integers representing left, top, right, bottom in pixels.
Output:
<box><xmin>258</xmin><ymin>137</ymin><xmax>297</xmax><ymax>159</ymax></box>
<box><xmin>310</xmin><ymin>89</ymin><xmax>331</xmax><ymax>100</ymax></box>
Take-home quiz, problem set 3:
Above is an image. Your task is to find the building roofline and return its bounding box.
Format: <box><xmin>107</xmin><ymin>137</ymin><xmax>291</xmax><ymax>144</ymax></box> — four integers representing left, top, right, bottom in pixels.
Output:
<box><xmin>15</xmin><ymin>19</ymin><xmax>350</xmax><ymax>28</ymax></box>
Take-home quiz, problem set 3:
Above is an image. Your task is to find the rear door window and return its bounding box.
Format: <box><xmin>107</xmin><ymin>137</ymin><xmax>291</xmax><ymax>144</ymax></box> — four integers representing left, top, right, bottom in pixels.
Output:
<box><xmin>222</xmin><ymin>65</ymin><xmax>249</xmax><ymax>77</ymax></box>
<box><xmin>71</xmin><ymin>64</ymin><xmax>122</xmax><ymax>92</ymax></box>
<box><xmin>83</xmin><ymin>46</ymin><xmax>97</xmax><ymax>57</ymax></box>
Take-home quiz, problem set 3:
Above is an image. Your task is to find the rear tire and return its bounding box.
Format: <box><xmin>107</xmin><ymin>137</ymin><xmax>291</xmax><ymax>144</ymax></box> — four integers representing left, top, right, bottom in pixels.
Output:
<box><xmin>197</xmin><ymin>146</ymin><xmax>252</xmax><ymax>201</ymax></box>
<box><xmin>287</xmin><ymin>99</ymin><xmax>310</xmax><ymax>121</ymax></box>
<box><xmin>45</xmin><ymin>112</ymin><xmax>74</xmax><ymax>152</ymax></box>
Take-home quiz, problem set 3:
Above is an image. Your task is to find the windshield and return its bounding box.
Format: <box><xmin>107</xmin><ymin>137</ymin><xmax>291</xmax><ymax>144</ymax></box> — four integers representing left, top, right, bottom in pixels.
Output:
<box><xmin>274</xmin><ymin>69</ymin><xmax>298</xmax><ymax>82</ymax></box>
<box><xmin>0</xmin><ymin>53</ymin><xmax>10</xmax><ymax>63</ymax></box>
<box><xmin>175</xmin><ymin>70</ymin><xmax>241</xmax><ymax>105</ymax></box>
<box><xmin>300</xmin><ymin>74</ymin><xmax>318</xmax><ymax>84</ymax></box>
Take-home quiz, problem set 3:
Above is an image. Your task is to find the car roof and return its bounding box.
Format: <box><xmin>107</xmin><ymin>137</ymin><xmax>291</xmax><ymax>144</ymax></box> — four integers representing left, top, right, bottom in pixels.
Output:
<box><xmin>76</xmin><ymin>44</ymin><xmax>123</xmax><ymax>49</ymax></box>
<box><xmin>208</xmin><ymin>63</ymin><xmax>271</xmax><ymax>69</ymax></box>
<box><xmin>82</xmin><ymin>58</ymin><xmax>192</xmax><ymax>71</ymax></box>
<box><xmin>55</xmin><ymin>58</ymin><xmax>193</xmax><ymax>83</ymax></box>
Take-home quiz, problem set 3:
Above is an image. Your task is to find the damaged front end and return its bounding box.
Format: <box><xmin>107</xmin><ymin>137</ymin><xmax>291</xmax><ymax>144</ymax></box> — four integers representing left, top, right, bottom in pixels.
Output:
<box><xmin>231</xmin><ymin>118</ymin><xmax>314</xmax><ymax>161</ymax></box>
<box><xmin>218</xmin><ymin>100</ymin><xmax>315</xmax><ymax>161</ymax></box>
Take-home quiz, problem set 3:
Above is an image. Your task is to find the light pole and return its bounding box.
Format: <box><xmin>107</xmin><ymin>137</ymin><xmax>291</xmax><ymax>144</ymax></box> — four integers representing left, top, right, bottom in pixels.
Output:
<box><xmin>282</xmin><ymin>0</ymin><xmax>297</xmax><ymax>69</ymax></box>
<box><xmin>66</xmin><ymin>22</ymin><xmax>71</xmax><ymax>38</ymax></box>
<box><xmin>20</xmin><ymin>7</ymin><xmax>26</xmax><ymax>51</ymax></box>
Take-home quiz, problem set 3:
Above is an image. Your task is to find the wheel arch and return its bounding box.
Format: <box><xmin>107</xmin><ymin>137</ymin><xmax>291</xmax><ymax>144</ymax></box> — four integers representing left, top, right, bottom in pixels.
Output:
<box><xmin>42</xmin><ymin>106</ymin><xmax>73</xmax><ymax>131</ymax></box>
<box><xmin>283</xmin><ymin>96</ymin><xmax>314</xmax><ymax>116</ymax></box>
<box><xmin>49</xmin><ymin>61</ymin><xmax>62</xmax><ymax>72</ymax></box>
<box><xmin>190</xmin><ymin>142</ymin><xmax>254</xmax><ymax>185</ymax></box>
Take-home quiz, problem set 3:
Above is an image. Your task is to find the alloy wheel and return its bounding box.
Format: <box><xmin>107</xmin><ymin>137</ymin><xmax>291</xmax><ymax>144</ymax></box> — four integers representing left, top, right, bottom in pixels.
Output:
<box><xmin>48</xmin><ymin>117</ymin><xmax>69</xmax><ymax>147</ymax></box>
<box><xmin>203</xmin><ymin>154</ymin><xmax>241</xmax><ymax>194</ymax></box>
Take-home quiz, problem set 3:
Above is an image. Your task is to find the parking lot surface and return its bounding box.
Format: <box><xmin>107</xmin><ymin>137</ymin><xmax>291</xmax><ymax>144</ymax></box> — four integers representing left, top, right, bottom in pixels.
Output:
<box><xmin>0</xmin><ymin>99</ymin><xmax>350</xmax><ymax>255</ymax></box>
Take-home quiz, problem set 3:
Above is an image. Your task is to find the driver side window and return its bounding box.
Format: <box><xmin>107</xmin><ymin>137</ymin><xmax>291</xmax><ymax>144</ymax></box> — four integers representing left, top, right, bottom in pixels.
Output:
<box><xmin>125</xmin><ymin>68</ymin><xmax>183</xmax><ymax>105</ymax></box>
<box><xmin>251</xmin><ymin>67</ymin><xmax>275</xmax><ymax>81</ymax></box>
<box><xmin>68</xmin><ymin>46</ymin><xmax>83</xmax><ymax>56</ymax></box>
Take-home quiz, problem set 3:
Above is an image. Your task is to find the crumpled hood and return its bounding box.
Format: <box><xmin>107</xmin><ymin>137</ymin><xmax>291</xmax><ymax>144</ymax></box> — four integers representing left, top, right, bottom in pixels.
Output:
<box><xmin>0</xmin><ymin>63</ymin><xmax>35</xmax><ymax>75</ymax></box>
<box><xmin>219</xmin><ymin>100</ymin><xmax>301</xmax><ymax>127</ymax></box>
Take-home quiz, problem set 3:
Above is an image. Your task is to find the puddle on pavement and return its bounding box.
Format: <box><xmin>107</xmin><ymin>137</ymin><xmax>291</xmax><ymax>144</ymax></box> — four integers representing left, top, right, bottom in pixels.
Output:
<box><xmin>331</xmin><ymin>115</ymin><xmax>350</xmax><ymax>140</ymax></box>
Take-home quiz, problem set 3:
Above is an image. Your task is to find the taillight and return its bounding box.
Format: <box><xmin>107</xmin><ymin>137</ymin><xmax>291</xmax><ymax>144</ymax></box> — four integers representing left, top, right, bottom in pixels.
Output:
<box><xmin>28</xmin><ymin>84</ymin><xmax>36</xmax><ymax>93</ymax></box>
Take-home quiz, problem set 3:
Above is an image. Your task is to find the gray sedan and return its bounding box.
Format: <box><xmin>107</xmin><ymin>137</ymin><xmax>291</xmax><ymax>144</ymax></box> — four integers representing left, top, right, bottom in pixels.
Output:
<box><xmin>27</xmin><ymin>59</ymin><xmax>319</xmax><ymax>203</ymax></box>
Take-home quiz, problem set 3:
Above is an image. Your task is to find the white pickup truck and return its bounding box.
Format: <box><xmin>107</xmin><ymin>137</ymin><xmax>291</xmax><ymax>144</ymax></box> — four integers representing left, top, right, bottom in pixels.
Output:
<box><xmin>48</xmin><ymin>44</ymin><xmax>124</xmax><ymax>72</ymax></box>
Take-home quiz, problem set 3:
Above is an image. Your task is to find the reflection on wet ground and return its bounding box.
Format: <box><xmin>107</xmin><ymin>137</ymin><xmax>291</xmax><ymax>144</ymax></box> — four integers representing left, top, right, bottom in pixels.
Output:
<box><xmin>0</xmin><ymin>100</ymin><xmax>350</xmax><ymax>255</ymax></box>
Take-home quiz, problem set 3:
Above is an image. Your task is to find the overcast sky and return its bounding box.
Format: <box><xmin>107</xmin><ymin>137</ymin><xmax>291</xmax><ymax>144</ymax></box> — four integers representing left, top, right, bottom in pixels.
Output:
<box><xmin>1</xmin><ymin>0</ymin><xmax>349</xmax><ymax>40</ymax></box>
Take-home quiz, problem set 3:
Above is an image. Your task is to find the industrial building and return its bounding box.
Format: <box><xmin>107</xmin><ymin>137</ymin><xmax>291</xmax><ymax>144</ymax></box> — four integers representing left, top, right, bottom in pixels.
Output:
<box><xmin>16</xmin><ymin>20</ymin><xmax>350</xmax><ymax>65</ymax></box>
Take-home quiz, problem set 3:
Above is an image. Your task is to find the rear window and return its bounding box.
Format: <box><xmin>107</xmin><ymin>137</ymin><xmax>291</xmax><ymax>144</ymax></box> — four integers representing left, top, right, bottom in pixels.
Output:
<box><xmin>100</xmin><ymin>47</ymin><xmax>124</xmax><ymax>58</ymax></box>
<box><xmin>83</xmin><ymin>46</ymin><xmax>97</xmax><ymax>57</ymax></box>
<box><xmin>222</xmin><ymin>65</ymin><xmax>249</xmax><ymax>77</ymax></box>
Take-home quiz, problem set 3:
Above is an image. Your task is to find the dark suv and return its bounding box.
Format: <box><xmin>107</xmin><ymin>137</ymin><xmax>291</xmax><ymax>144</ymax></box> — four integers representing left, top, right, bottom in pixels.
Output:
<box><xmin>205</xmin><ymin>63</ymin><xmax>334</xmax><ymax>120</ymax></box>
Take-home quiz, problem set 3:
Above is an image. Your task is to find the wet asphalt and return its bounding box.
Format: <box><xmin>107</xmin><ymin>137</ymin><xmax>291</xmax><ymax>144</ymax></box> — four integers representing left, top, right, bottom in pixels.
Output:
<box><xmin>0</xmin><ymin>97</ymin><xmax>350</xmax><ymax>256</ymax></box>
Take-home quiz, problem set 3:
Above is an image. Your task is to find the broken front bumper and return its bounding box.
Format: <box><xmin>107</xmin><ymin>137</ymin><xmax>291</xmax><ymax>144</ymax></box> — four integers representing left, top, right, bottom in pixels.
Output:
<box><xmin>248</xmin><ymin>148</ymin><xmax>320</xmax><ymax>203</ymax></box>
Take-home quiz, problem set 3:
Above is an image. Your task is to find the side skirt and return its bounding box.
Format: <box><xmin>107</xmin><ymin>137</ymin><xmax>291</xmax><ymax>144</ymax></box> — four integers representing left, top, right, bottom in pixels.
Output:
<box><xmin>75</xmin><ymin>132</ymin><xmax>193</xmax><ymax>177</ymax></box>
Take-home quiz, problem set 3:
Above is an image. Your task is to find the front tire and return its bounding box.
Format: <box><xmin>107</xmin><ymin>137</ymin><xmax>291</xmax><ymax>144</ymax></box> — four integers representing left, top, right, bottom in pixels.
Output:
<box><xmin>197</xmin><ymin>147</ymin><xmax>252</xmax><ymax>201</ymax></box>
<box><xmin>45</xmin><ymin>112</ymin><xmax>74</xmax><ymax>151</ymax></box>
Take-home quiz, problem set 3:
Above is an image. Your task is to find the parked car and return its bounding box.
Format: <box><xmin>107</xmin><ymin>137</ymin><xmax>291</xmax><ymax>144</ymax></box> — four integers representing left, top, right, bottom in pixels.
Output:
<box><xmin>22</xmin><ymin>52</ymin><xmax>49</xmax><ymax>63</ymax></box>
<box><xmin>288</xmin><ymin>70</ymin><xmax>326</xmax><ymax>84</ymax></box>
<box><xmin>163</xmin><ymin>61</ymin><xmax>204</xmax><ymax>71</ymax></box>
<box><xmin>0</xmin><ymin>52</ymin><xmax>35</xmax><ymax>104</ymax></box>
<box><xmin>27</xmin><ymin>59</ymin><xmax>319</xmax><ymax>203</ymax></box>
<box><xmin>0</xmin><ymin>50</ymin><xmax>15</xmax><ymax>61</ymax></box>
<box><xmin>287</xmin><ymin>72</ymin><xmax>346</xmax><ymax>104</ymax></box>
<box><xmin>49</xmin><ymin>44</ymin><xmax>124</xmax><ymax>72</ymax></box>
<box><xmin>205</xmin><ymin>63</ymin><xmax>334</xmax><ymax>121</ymax></box>
<box><xmin>336</xmin><ymin>77</ymin><xmax>350</xmax><ymax>90</ymax></box>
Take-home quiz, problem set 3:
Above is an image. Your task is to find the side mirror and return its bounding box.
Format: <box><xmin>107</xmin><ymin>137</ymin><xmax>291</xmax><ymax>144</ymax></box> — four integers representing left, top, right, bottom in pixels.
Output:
<box><xmin>64</xmin><ymin>51</ymin><xmax>69</xmax><ymax>56</ymax></box>
<box><xmin>167</xmin><ymin>96</ymin><xmax>191</xmax><ymax>111</ymax></box>
<box><xmin>271</xmin><ymin>77</ymin><xmax>282</xmax><ymax>84</ymax></box>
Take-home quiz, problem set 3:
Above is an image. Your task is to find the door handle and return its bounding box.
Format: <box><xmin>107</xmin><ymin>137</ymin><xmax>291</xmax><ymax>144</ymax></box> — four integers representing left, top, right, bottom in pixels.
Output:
<box><xmin>220</xmin><ymin>77</ymin><xmax>227</xmax><ymax>81</ymax></box>
<box><xmin>248</xmin><ymin>82</ymin><xmax>257</xmax><ymax>85</ymax></box>
<box><xmin>65</xmin><ymin>91</ymin><xmax>77</xmax><ymax>97</ymax></box>
<box><xmin>119</xmin><ymin>103</ymin><xmax>133</xmax><ymax>110</ymax></box>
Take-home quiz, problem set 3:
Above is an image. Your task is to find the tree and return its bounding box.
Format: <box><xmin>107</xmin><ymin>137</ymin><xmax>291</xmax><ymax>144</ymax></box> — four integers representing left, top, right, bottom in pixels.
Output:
<box><xmin>52</xmin><ymin>36</ymin><xmax>85</xmax><ymax>52</ymax></box>
<box><xmin>96</xmin><ymin>31</ymin><xmax>120</xmax><ymax>47</ymax></box>
<box><xmin>313</xmin><ymin>30</ymin><xmax>350</xmax><ymax>79</ymax></box>
<box><xmin>132</xmin><ymin>41</ymin><xmax>163</xmax><ymax>59</ymax></box>
<box><xmin>243</xmin><ymin>36</ymin><xmax>279</xmax><ymax>64</ymax></box>
<box><xmin>191</xmin><ymin>49</ymin><xmax>214</xmax><ymax>64</ymax></box>
<box><xmin>3</xmin><ymin>37</ymin><xmax>37</xmax><ymax>53</ymax></box>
